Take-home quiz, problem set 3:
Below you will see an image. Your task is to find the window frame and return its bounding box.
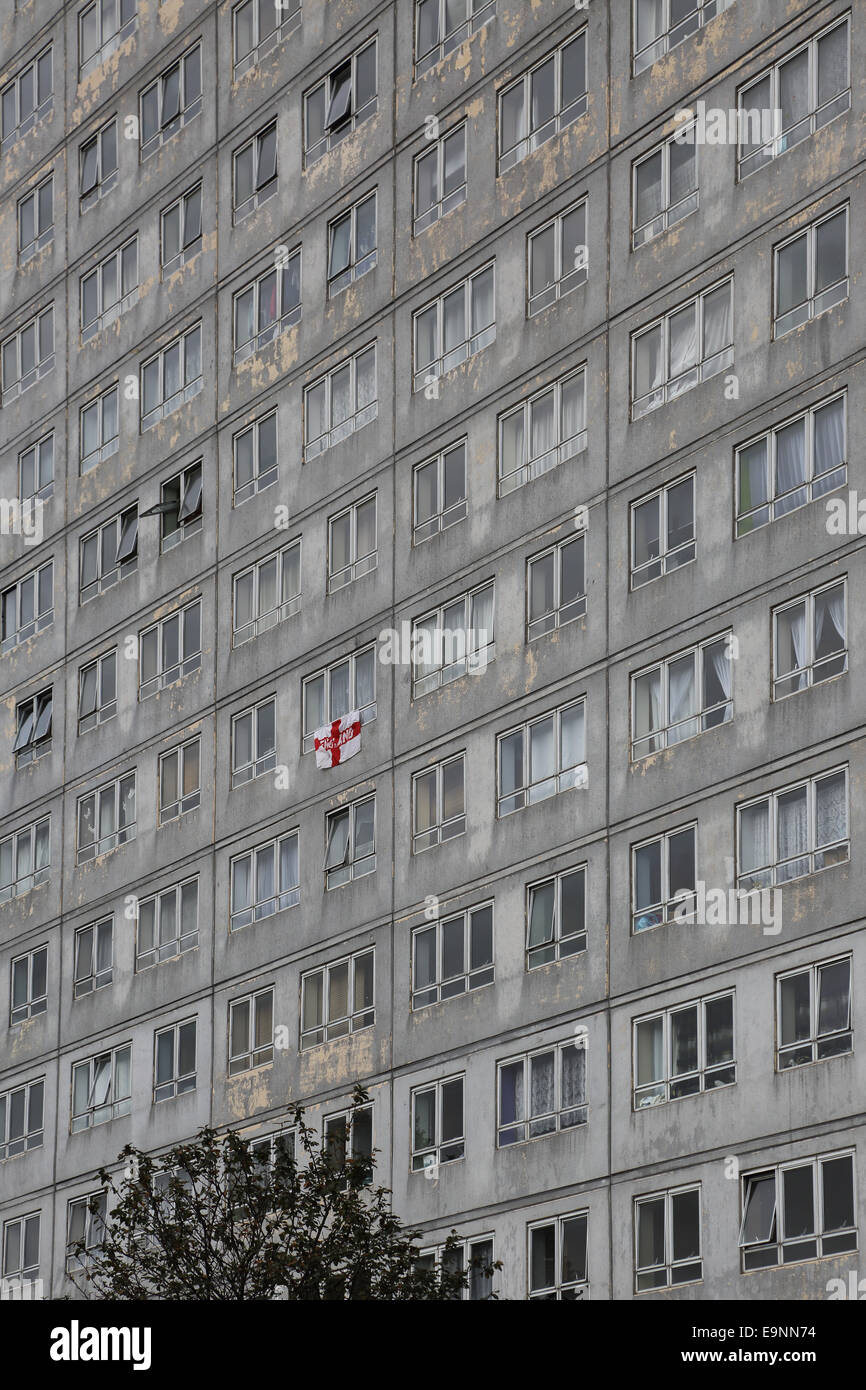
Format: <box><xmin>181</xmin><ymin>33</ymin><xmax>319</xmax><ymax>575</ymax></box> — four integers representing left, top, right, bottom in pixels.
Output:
<box><xmin>734</xmin><ymin>391</ymin><xmax>847</xmax><ymax>536</ymax></box>
<box><xmin>232</xmin><ymin>120</ymin><xmax>278</xmax><ymax>222</ymax></box>
<box><xmin>0</xmin><ymin>1079</ymin><xmax>44</xmax><ymax>1159</ymax></box>
<box><xmin>80</xmin><ymin>383</ymin><xmax>120</xmax><ymax>473</ymax></box>
<box><xmin>302</xmin><ymin>646</ymin><xmax>377</xmax><ymax>754</ymax></box>
<box><xmin>497</xmin><ymin>367</ymin><xmax>587</xmax><ymax>496</ymax></box>
<box><xmin>233</xmin><ymin>408</ymin><xmax>278</xmax><ymax>505</ymax></box>
<box><xmin>2</xmin><ymin>1213</ymin><xmax>40</xmax><ymax>1291</ymax></box>
<box><xmin>139</xmin><ymin>41</ymin><xmax>202</xmax><ymax>161</ymax></box>
<box><xmin>410</xmin><ymin>1074</ymin><xmax>465</xmax><ymax>1171</ymax></box>
<box><xmin>527</xmin><ymin>1211</ymin><xmax>588</xmax><ymax>1300</ymax></box>
<box><xmin>304</xmin><ymin>345</ymin><xmax>377</xmax><ymax>460</ymax></box>
<box><xmin>73</xmin><ymin>916</ymin><xmax>113</xmax><ymax>998</ymax></box>
<box><xmin>78</xmin><ymin>0</ymin><xmax>137</xmax><ymax>80</ymax></box>
<box><xmin>160</xmin><ymin>181</ymin><xmax>202</xmax><ymax>276</ymax></box>
<box><xmin>412</xmin><ymin>262</ymin><xmax>496</xmax><ymax>391</ymax></box>
<box><xmin>412</xmin><ymin>752</ymin><xmax>466</xmax><ymax>853</ymax></box>
<box><xmin>228</xmin><ymin>987</ymin><xmax>274</xmax><ymax>1074</ymax></box>
<box><xmin>738</xmin><ymin>1151</ymin><xmax>857</xmax><ymax>1270</ymax></box>
<box><xmin>80</xmin><ymin>235</ymin><xmax>139</xmax><ymax>342</ymax></box>
<box><xmin>415</xmin><ymin>0</ymin><xmax>495</xmax><ymax>76</ymax></box>
<box><xmin>772</xmin><ymin>205</ymin><xmax>849</xmax><ymax>339</ymax></box>
<box><xmin>231</xmin><ymin>540</ymin><xmax>301</xmax><ymax>647</ymax></box>
<box><xmin>10</xmin><ymin>944</ymin><xmax>47</xmax><ymax>1025</ymax></box>
<box><xmin>772</xmin><ymin>578</ymin><xmax>847</xmax><ymax>701</ymax></box>
<box><xmin>232</xmin><ymin>254</ymin><xmax>302</xmax><ymax>365</ymax></box>
<box><xmin>526</xmin><ymin>533</ymin><xmax>587</xmax><ymax>641</ymax></box>
<box><xmin>80</xmin><ymin>117</ymin><xmax>118</xmax><ymax>210</ymax></box>
<box><xmin>231</xmin><ymin>695</ymin><xmax>277</xmax><ymax>786</ymax></box>
<box><xmin>412</xmin><ymin>579</ymin><xmax>495</xmax><ymax>697</ymax></box>
<box><xmin>154</xmin><ymin>1018</ymin><xmax>197</xmax><ymax>1102</ymax></box>
<box><xmin>13</xmin><ymin>687</ymin><xmax>52</xmax><ymax>767</ymax></box>
<box><xmin>71</xmin><ymin>1044</ymin><xmax>132</xmax><ymax>1132</ymax></box>
<box><xmin>327</xmin><ymin>190</ymin><xmax>377</xmax><ymax>296</ymax></box>
<box><xmin>634</xmin><ymin>1184</ymin><xmax>703</xmax><ymax>1292</ymax></box>
<box><xmin>496</xmin><ymin>698</ymin><xmax>587</xmax><ymax>817</ymax></box>
<box><xmin>233</xmin><ymin>0</ymin><xmax>301</xmax><ymax>80</ymax></box>
<box><xmin>736</xmin><ymin>766</ymin><xmax>849</xmax><ymax>891</ymax></box>
<box><xmin>303</xmin><ymin>36</ymin><xmax>378</xmax><ymax>167</ymax></box>
<box><xmin>324</xmin><ymin>795</ymin><xmax>376</xmax><ymax>890</ymax></box>
<box><xmin>300</xmin><ymin>947</ymin><xmax>375</xmax><ymax>1050</ymax></box>
<box><xmin>1</xmin><ymin>560</ymin><xmax>54</xmax><ymax>652</ymax></box>
<box><xmin>497</xmin><ymin>1036</ymin><xmax>588</xmax><ymax>1147</ymax></box>
<box><xmin>139</xmin><ymin>600</ymin><xmax>202</xmax><ymax>700</ymax></box>
<box><xmin>497</xmin><ymin>31</ymin><xmax>587</xmax><ymax>173</ymax></box>
<box><xmin>1</xmin><ymin>46</ymin><xmax>53</xmax><ymax>153</ymax></box>
<box><xmin>630</xmin><ymin>631</ymin><xmax>734</xmax><ymax>761</ymax></box>
<box><xmin>632</xmin><ymin>0</ymin><xmax>733</xmax><ymax>75</ymax></box>
<box><xmin>18</xmin><ymin>431</ymin><xmax>54</xmax><ymax>506</ymax></box>
<box><xmin>229</xmin><ymin>830</ymin><xmax>300</xmax><ymax>931</ymax></box>
<box><xmin>632</xmin><ymin>124</ymin><xmax>698</xmax><ymax>249</ymax></box>
<box><xmin>775</xmin><ymin>955</ymin><xmax>852</xmax><ymax>1071</ymax></box>
<box><xmin>0</xmin><ymin>816</ymin><xmax>51</xmax><ymax>901</ymax></box>
<box><xmin>633</xmin><ymin>990</ymin><xmax>736</xmax><ymax>1108</ymax></box>
<box><xmin>526</xmin><ymin>197</ymin><xmax>588</xmax><ymax>316</ymax></box>
<box><xmin>411</xmin><ymin>901</ymin><xmax>494</xmax><ymax>1009</ymax></box>
<box><xmin>66</xmin><ymin>1191</ymin><xmax>107</xmax><ymax>1273</ymax></box>
<box><xmin>79</xmin><ymin>506</ymin><xmax>138</xmax><ymax>603</ymax></box>
<box><xmin>1</xmin><ymin>305</ymin><xmax>55</xmax><ymax>403</ymax></box>
<box><xmin>140</xmin><ymin>323</ymin><xmax>203</xmax><ymax>430</ymax></box>
<box><xmin>631</xmin><ymin>276</ymin><xmax>734</xmax><ymax>420</ymax></box>
<box><xmin>413</xmin><ymin>122</ymin><xmax>467</xmax><ymax>235</ymax></box>
<box><xmin>327</xmin><ymin>493</ymin><xmax>377</xmax><ymax>593</ymax></box>
<box><xmin>135</xmin><ymin>875</ymin><xmax>199</xmax><ymax>971</ymax></box>
<box><xmin>630</xmin><ymin>472</ymin><xmax>696</xmax><ymax>589</ymax></box>
<box><xmin>526</xmin><ymin>865</ymin><xmax>586</xmax><ymax>969</ymax></box>
<box><xmin>76</xmin><ymin>772</ymin><xmax>136</xmax><ymax>865</ymax></box>
<box><xmin>631</xmin><ymin>822</ymin><xmax>697</xmax><ymax>934</ymax></box>
<box><xmin>17</xmin><ymin>172</ymin><xmax>54</xmax><ymax>262</ymax></box>
<box><xmin>412</xmin><ymin>439</ymin><xmax>467</xmax><ymax>544</ymax></box>
<box><xmin>158</xmin><ymin>736</ymin><xmax>201</xmax><ymax>825</ymax></box>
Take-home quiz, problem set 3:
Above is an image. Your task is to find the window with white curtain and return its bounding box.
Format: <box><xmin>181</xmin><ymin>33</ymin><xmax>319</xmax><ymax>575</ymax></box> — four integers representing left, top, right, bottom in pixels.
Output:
<box><xmin>498</xmin><ymin>32</ymin><xmax>587</xmax><ymax>172</ymax></box>
<box><xmin>498</xmin><ymin>699</ymin><xmax>586</xmax><ymax>816</ymax></box>
<box><xmin>631</xmin><ymin>277</ymin><xmax>733</xmax><ymax>419</ymax></box>
<box><xmin>301</xmin><ymin>949</ymin><xmax>374</xmax><ymax>1049</ymax></box>
<box><xmin>230</xmin><ymin>831</ymin><xmax>299</xmax><ymax>930</ymax></box>
<box><xmin>304</xmin><ymin>345</ymin><xmax>377</xmax><ymax>458</ymax></box>
<box><xmin>527</xmin><ymin>199</ymin><xmax>587</xmax><ymax>315</ymax></box>
<box><xmin>632</xmin><ymin>824</ymin><xmax>696</xmax><ymax>933</ymax></box>
<box><xmin>411</xmin><ymin>1075</ymin><xmax>464</xmax><ymax>1169</ymax></box>
<box><xmin>633</xmin><ymin>0</ymin><xmax>733</xmax><ymax>74</ymax></box>
<box><xmin>526</xmin><ymin>865</ymin><xmax>586</xmax><ymax>968</ymax></box>
<box><xmin>0</xmin><ymin>817</ymin><xmax>50</xmax><ymax>902</ymax></box>
<box><xmin>136</xmin><ymin>877</ymin><xmax>198</xmax><ymax>970</ymax></box>
<box><xmin>737</xmin><ymin>767</ymin><xmax>849</xmax><ymax>890</ymax></box>
<box><xmin>324</xmin><ymin>796</ymin><xmax>376</xmax><ymax>889</ymax></box>
<box><xmin>76</xmin><ymin>775</ymin><xmax>136</xmax><ymax>864</ymax></box>
<box><xmin>738</xmin><ymin>16</ymin><xmax>850</xmax><ymax>178</ymax></box>
<box><xmin>233</xmin><ymin>251</ymin><xmax>300</xmax><ymax>364</ymax></box>
<box><xmin>739</xmin><ymin>1152</ymin><xmax>856</xmax><ymax>1270</ymax></box>
<box><xmin>303</xmin><ymin>647</ymin><xmax>376</xmax><ymax>752</ymax></box>
<box><xmin>412</xmin><ymin>580</ymin><xmax>495</xmax><ymax>696</ymax></box>
<box><xmin>527</xmin><ymin>534</ymin><xmax>586</xmax><ymax>640</ymax></box>
<box><xmin>411</xmin><ymin>902</ymin><xmax>494</xmax><ymax>1008</ymax></box>
<box><xmin>73</xmin><ymin>917</ymin><xmax>113</xmax><ymax>998</ymax></box>
<box><xmin>773</xmin><ymin>206</ymin><xmax>848</xmax><ymax>338</ymax></box>
<box><xmin>776</xmin><ymin>956</ymin><xmax>851</xmax><ymax>1070</ymax></box>
<box><xmin>736</xmin><ymin>392</ymin><xmax>846</xmax><ymax>535</ymax></box>
<box><xmin>414</xmin><ymin>124</ymin><xmax>466</xmax><ymax>235</ymax></box>
<box><xmin>328</xmin><ymin>191</ymin><xmax>376</xmax><ymax>295</ymax></box>
<box><xmin>632</xmin><ymin>126</ymin><xmax>697</xmax><ymax>248</ymax></box>
<box><xmin>413</xmin><ymin>440</ymin><xmax>467</xmax><ymax>543</ymax></box>
<box><xmin>634</xmin><ymin>992</ymin><xmax>735</xmax><ymax>1108</ymax></box>
<box><xmin>498</xmin><ymin>368</ymin><xmax>586</xmax><ymax>496</ymax></box>
<box><xmin>631</xmin><ymin>474</ymin><xmax>695</xmax><ymax>588</ymax></box>
<box><xmin>232</xmin><ymin>541</ymin><xmax>301</xmax><ymax>646</ymax></box>
<box><xmin>498</xmin><ymin>1037</ymin><xmax>587</xmax><ymax>1145</ymax></box>
<box><xmin>71</xmin><ymin>1045</ymin><xmax>131</xmax><ymax>1131</ymax></box>
<box><xmin>413</xmin><ymin>263</ymin><xmax>495</xmax><ymax>390</ymax></box>
<box><xmin>631</xmin><ymin>633</ymin><xmax>732</xmax><ymax>760</ymax></box>
<box><xmin>772</xmin><ymin>579</ymin><xmax>846</xmax><ymax>700</ymax></box>
<box><xmin>528</xmin><ymin>1213</ymin><xmax>588</xmax><ymax>1299</ymax></box>
<box><xmin>415</xmin><ymin>0</ymin><xmax>495</xmax><ymax>75</ymax></box>
<box><xmin>634</xmin><ymin>1185</ymin><xmax>702</xmax><ymax>1291</ymax></box>
<box><xmin>412</xmin><ymin>753</ymin><xmax>465</xmax><ymax>852</ymax></box>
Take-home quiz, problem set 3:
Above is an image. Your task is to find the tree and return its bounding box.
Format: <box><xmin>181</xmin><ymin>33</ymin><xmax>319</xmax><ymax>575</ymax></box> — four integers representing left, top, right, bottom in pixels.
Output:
<box><xmin>69</xmin><ymin>1087</ymin><xmax>499</xmax><ymax>1301</ymax></box>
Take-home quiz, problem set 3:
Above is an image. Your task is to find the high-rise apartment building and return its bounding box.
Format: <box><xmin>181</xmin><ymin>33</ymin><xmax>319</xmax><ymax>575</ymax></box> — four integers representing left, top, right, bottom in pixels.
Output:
<box><xmin>0</xmin><ymin>0</ymin><xmax>862</xmax><ymax>1301</ymax></box>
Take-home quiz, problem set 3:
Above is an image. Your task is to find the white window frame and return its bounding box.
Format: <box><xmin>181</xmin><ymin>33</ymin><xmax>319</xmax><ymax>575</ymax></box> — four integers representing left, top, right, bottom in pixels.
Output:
<box><xmin>634</xmin><ymin>1184</ymin><xmax>703</xmax><ymax>1291</ymax></box>
<box><xmin>412</xmin><ymin>580</ymin><xmax>495</xmax><ymax>697</ymax></box>
<box><xmin>527</xmin><ymin>1211</ymin><xmax>588</xmax><ymax>1300</ymax></box>
<box><xmin>416</xmin><ymin>1236</ymin><xmax>496</xmax><ymax>1300</ymax></box>
<box><xmin>0</xmin><ymin>1079</ymin><xmax>44</xmax><ymax>1159</ymax></box>
<box><xmin>323</xmin><ymin>1104</ymin><xmax>374</xmax><ymax>1183</ymax></box>
<box><xmin>71</xmin><ymin>1044</ymin><xmax>132</xmax><ymax>1132</ymax></box>
<box><xmin>1</xmin><ymin>561</ymin><xmax>53</xmax><ymax>653</ymax></box>
<box><xmin>233</xmin><ymin>0</ymin><xmax>301</xmax><ymax>79</ymax></box>
<box><xmin>80</xmin><ymin>383</ymin><xmax>119</xmax><ymax>473</ymax></box>
<box><xmin>526</xmin><ymin>198</ymin><xmax>588</xmax><ymax>316</ymax></box>
<box><xmin>631</xmin><ymin>632</ymin><xmax>733</xmax><ymax>760</ymax></box>
<box><xmin>630</xmin><ymin>473</ymin><xmax>696</xmax><ymax>589</ymax></box>
<box><xmin>158</xmin><ymin>736</ymin><xmax>201</xmax><ymax>825</ymax></box>
<box><xmin>413</xmin><ymin>439</ymin><xmax>467</xmax><ymax>544</ymax></box>
<box><xmin>735</xmin><ymin>392</ymin><xmax>847</xmax><ymax>537</ymax></box>
<box><xmin>232</xmin><ymin>696</ymin><xmax>277</xmax><ymax>786</ymax></box>
<box><xmin>498</xmin><ymin>32</ymin><xmax>587</xmax><ymax>173</ymax></box>
<box><xmin>80</xmin><ymin>118</ymin><xmax>118</xmax><ymax>209</ymax></box>
<box><xmin>411</xmin><ymin>901</ymin><xmax>494</xmax><ymax>1009</ymax></box>
<box><xmin>772</xmin><ymin>578</ymin><xmax>847</xmax><ymax>701</ymax></box>
<box><xmin>776</xmin><ymin>955</ymin><xmax>852</xmax><ymax>1071</ymax></box>
<box><xmin>632</xmin><ymin>125</ymin><xmax>698</xmax><ymax>249</ymax></box>
<box><xmin>324</xmin><ymin>795</ymin><xmax>376</xmax><ymax>890</ymax></box>
<box><xmin>328</xmin><ymin>190</ymin><xmax>377</xmax><ymax>295</ymax></box>
<box><xmin>415</xmin><ymin>0</ymin><xmax>495</xmax><ymax>76</ymax></box>
<box><xmin>633</xmin><ymin>991</ymin><xmax>736</xmax><ymax>1109</ymax></box>
<box><xmin>76</xmin><ymin>773</ymin><xmax>136</xmax><ymax>865</ymax></box>
<box><xmin>412</xmin><ymin>262</ymin><xmax>495</xmax><ymax>391</ymax></box>
<box><xmin>232</xmin><ymin>541</ymin><xmax>301</xmax><ymax>646</ymax></box>
<box><xmin>497</xmin><ymin>1036</ymin><xmax>588</xmax><ymax>1146</ymax></box>
<box><xmin>1</xmin><ymin>305</ymin><xmax>54</xmax><ymax>403</ymax></box>
<box><xmin>153</xmin><ymin>459</ymin><xmax>203</xmax><ymax>551</ymax></box>
<box><xmin>80</xmin><ymin>236</ymin><xmax>138</xmax><ymax>342</ymax></box>
<box><xmin>631</xmin><ymin>277</ymin><xmax>733</xmax><ymax>419</ymax></box>
<box><xmin>154</xmin><ymin>1019</ymin><xmax>197</xmax><ymax>1102</ymax></box>
<box><xmin>498</xmin><ymin>367</ymin><xmax>586</xmax><ymax>496</ymax></box>
<box><xmin>230</xmin><ymin>831</ymin><xmax>300</xmax><ymax>931</ymax></box>
<box><xmin>233</xmin><ymin>409</ymin><xmax>278</xmax><ymax>505</ymax></box>
<box><xmin>229</xmin><ymin>988</ymin><xmax>274</xmax><ymax>1074</ymax></box>
<box><xmin>18</xmin><ymin>431</ymin><xmax>54</xmax><ymax>505</ymax></box>
<box><xmin>1</xmin><ymin>46</ymin><xmax>53</xmax><ymax>152</ymax></box>
<box><xmin>135</xmin><ymin>876</ymin><xmax>198</xmax><ymax>971</ymax></box>
<box><xmin>302</xmin><ymin>647</ymin><xmax>376</xmax><ymax>754</ymax></box>
<box><xmin>773</xmin><ymin>206</ymin><xmax>848</xmax><ymax>339</ymax></box>
<box><xmin>738</xmin><ymin>1152</ymin><xmax>857</xmax><ymax>1270</ymax></box>
<box><xmin>161</xmin><ymin>182</ymin><xmax>202</xmax><ymax>276</ymax></box>
<box><xmin>413</xmin><ymin>123</ymin><xmax>467</xmax><ymax>235</ymax></box>
<box><xmin>526</xmin><ymin>865</ymin><xmax>586</xmax><ymax>969</ymax></box>
<box><xmin>300</xmin><ymin>947</ymin><xmax>375</xmax><ymax>1050</ymax></box>
<box><xmin>139</xmin><ymin>41</ymin><xmax>202</xmax><ymax>161</ymax></box>
<box><xmin>303</xmin><ymin>36</ymin><xmax>378</xmax><ymax>167</ymax></box>
<box><xmin>10</xmin><ymin>945</ymin><xmax>47</xmax><ymax>1025</ymax></box>
<box><xmin>79</xmin><ymin>0</ymin><xmax>136</xmax><ymax>80</ymax></box>
<box><xmin>526</xmin><ymin>534</ymin><xmax>586</xmax><ymax>641</ymax></box>
<box><xmin>736</xmin><ymin>766</ymin><xmax>849</xmax><ymax>891</ymax></box>
<box><xmin>497</xmin><ymin>699</ymin><xmax>586</xmax><ymax>817</ymax></box>
<box><xmin>66</xmin><ymin>1192</ymin><xmax>107</xmax><ymax>1273</ymax></box>
<box><xmin>139</xmin><ymin>599</ymin><xmax>202</xmax><ymax>699</ymax></box>
<box><xmin>0</xmin><ymin>817</ymin><xmax>50</xmax><ymax>901</ymax></box>
<box><xmin>633</xmin><ymin>0</ymin><xmax>733</xmax><ymax>74</ymax></box>
<box><xmin>304</xmin><ymin>345</ymin><xmax>377</xmax><ymax>460</ymax></box>
<box><xmin>140</xmin><ymin>323</ymin><xmax>203</xmax><ymax>429</ymax></box>
<box><xmin>78</xmin><ymin>650</ymin><xmax>117</xmax><ymax>733</ymax></box>
<box><xmin>327</xmin><ymin>493</ymin><xmax>377</xmax><ymax>593</ymax></box>
<box><xmin>412</xmin><ymin>753</ymin><xmax>465</xmax><ymax>853</ymax></box>
<box><xmin>232</xmin><ymin>121</ymin><xmax>278</xmax><ymax>223</ymax></box>
<box><xmin>233</xmin><ymin>254</ymin><xmax>301</xmax><ymax>364</ymax></box>
<box><xmin>410</xmin><ymin>1074</ymin><xmax>465</xmax><ymax>1171</ymax></box>
<box><xmin>2</xmin><ymin>1213</ymin><xmax>40</xmax><ymax>1291</ymax></box>
<box><xmin>13</xmin><ymin>688</ymin><xmax>52</xmax><ymax>767</ymax></box>
<box><xmin>17</xmin><ymin>173</ymin><xmax>53</xmax><ymax>261</ymax></box>
<box><xmin>79</xmin><ymin>506</ymin><xmax>138</xmax><ymax>603</ymax></box>
<box><xmin>73</xmin><ymin>916</ymin><xmax>113</xmax><ymax>998</ymax></box>
<box><xmin>631</xmin><ymin>823</ymin><xmax>697</xmax><ymax>934</ymax></box>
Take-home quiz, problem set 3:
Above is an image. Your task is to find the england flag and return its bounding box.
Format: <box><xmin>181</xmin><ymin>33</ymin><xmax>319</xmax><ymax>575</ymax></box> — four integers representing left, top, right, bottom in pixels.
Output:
<box><xmin>314</xmin><ymin>710</ymin><xmax>361</xmax><ymax>768</ymax></box>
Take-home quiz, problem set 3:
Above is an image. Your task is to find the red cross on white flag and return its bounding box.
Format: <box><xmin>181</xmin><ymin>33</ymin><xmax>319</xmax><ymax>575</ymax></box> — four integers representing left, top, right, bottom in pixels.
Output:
<box><xmin>314</xmin><ymin>710</ymin><xmax>361</xmax><ymax>768</ymax></box>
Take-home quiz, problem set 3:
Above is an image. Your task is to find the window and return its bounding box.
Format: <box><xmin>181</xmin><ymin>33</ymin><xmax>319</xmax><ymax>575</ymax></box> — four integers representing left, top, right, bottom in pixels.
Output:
<box><xmin>1</xmin><ymin>47</ymin><xmax>53</xmax><ymax>152</ymax></box>
<box><xmin>635</xmin><ymin>1186</ymin><xmax>702</xmax><ymax>1291</ymax></box>
<box><xmin>773</xmin><ymin>207</ymin><xmax>847</xmax><ymax>338</ymax></box>
<box><xmin>327</xmin><ymin>494</ymin><xmax>377</xmax><ymax>592</ymax></box>
<box><xmin>498</xmin><ymin>33</ymin><xmax>586</xmax><ymax>173</ymax></box>
<box><xmin>229</xmin><ymin>988</ymin><xmax>273</xmax><ymax>1074</ymax></box>
<box><xmin>233</xmin><ymin>122</ymin><xmax>277</xmax><ymax>222</ymax></box>
<box><xmin>79</xmin><ymin>506</ymin><xmax>138</xmax><ymax>603</ymax></box>
<box><xmin>148</xmin><ymin>460</ymin><xmax>203</xmax><ymax>551</ymax></box>
<box><xmin>71</xmin><ymin>1045</ymin><xmax>131</xmax><ymax>1131</ymax></box>
<box><xmin>80</xmin><ymin>383</ymin><xmax>119</xmax><ymax>474</ymax></box>
<box><xmin>739</xmin><ymin>1152</ymin><xmax>856</xmax><ymax>1270</ymax></box>
<box><xmin>136</xmin><ymin>876</ymin><xmax>198</xmax><ymax>970</ymax></box>
<box><xmin>304</xmin><ymin>37</ymin><xmax>377</xmax><ymax>166</ymax></box>
<box><xmin>633</xmin><ymin>0</ymin><xmax>733</xmax><ymax>73</ymax></box>
<box><xmin>738</xmin><ymin>767</ymin><xmax>849</xmax><ymax>890</ymax></box>
<box><xmin>328</xmin><ymin>191</ymin><xmax>376</xmax><ymax>295</ymax></box>
<box><xmin>232</xmin><ymin>541</ymin><xmax>300</xmax><ymax>646</ymax></box>
<box><xmin>411</xmin><ymin>902</ymin><xmax>493</xmax><ymax>1008</ymax></box>
<box><xmin>79</xmin><ymin>650</ymin><xmax>117</xmax><ymax>732</ymax></box>
<box><xmin>324</xmin><ymin>796</ymin><xmax>375</xmax><ymax>889</ymax></box>
<box><xmin>1</xmin><ymin>305</ymin><xmax>54</xmax><ymax>403</ymax></box>
<box><xmin>76</xmin><ymin>773</ymin><xmax>136</xmax><ymax>864</ymax></box>
<box><xmin>498</xmin><ymin>368</ymin><xmax>586</xmax><ymax>496</ymax></box>
<box><xmin>18</xmin><ymin>174</ymin><xmax>53</xmax><ymax>261</ymax></box>
<box><xmin>1</xmin><ymin>561</ymin><xmax>53</xmax><ymax>652</ymax></box>
<box><xmin>631</xmin><ymin>277</ymin><xmax>733</xmax><ymax>419</ymax></box>
<box><xmin>249</xmin><ymin>1129</ymin><xmax>296</xmax><ymax>1170</ymax></box>
<box><xmin>498</xmin><ymin>1037</ymin><xmax>587</xmax><ymax>1145</ymax></box>
<box><xmin>527</xmin><ymin>535</ymin><xmax>586</xmax><ymax>641</ymax></box>
<box><xmin>13</xmin><ymin>689</ymin><xmax>52</xmax><ymax>767</ymax></box>
<box><xmin>632</xmin><ymin>824</ymin><xmax>696</xmax><ymax>933</ymax></box>
<box><xmin>2</xmin><ymin>1215</ymin><xmax>39</xmax><ymax>1292</ymax></box>
<box><xmin>19</xmin><ymin>432</ymin><xmax>54</xmax><ymax>505</ymax></box>
<box><xmin>738</xmin><ymin>17</ymin><xmax>850</xmax><ymax>178</ymax></box>
<box><xmin>139</xmin><ymin>600</ymin><xmax>202</xmax><ymax>698</ymax></box>
<box><xmin>633</xmin><ymin>127</ymin><xmax>697</xmax><ymax>248</ymax></box>
<box><xmin>79</xmin><ymin>0</ymin><xmax>136</xmax><ymax>79</ymax></box>
<box><xmin>527</xmin><ymin>200</ymin><xmax>587</xmax><ymax>315</ymax></box>
<box><xmin>415</xmin><ymin>0</ymin><xmax>494</xmax><ymax>74</ymax></box>
<box><xmin>497</xmin><ymin>699</ymin><xmax>586</xmax><ymax>817</ymax></box>
<box><xmin>413</xmin><ymin>263</ymin><xmax>494</xmax><ymax>391</ymax></box>
<box><xmin>159</xmin><ymin>737</ymin><xmax>201</xmax><ymax>824</ymax></box>
<box><xmin>233</xmin><ymin>0</ymin><xmax>300</xmax><ymax>79</ymax></box>
<box><xmin>11</xmin><ymin>946</ymin><xmax>47</xmax><ymax>1025</ymax></box>
<box><xmin>80</xmin><ymin>118</ymin><xmax>118</xmax><ymax>209</ymax></box>
<box><xmin>154</xmin><ymin>1020</ymin><xmax>197</xmax><ymax>1101</ymax></box>
<box><xmin>301</xmin><ymin>949</ymin><xmax>374</xmax><ymax>1049</ymax></box>
<box><xmin>414</xmin><ymin>124</ymin><xmax>466</xmax><ymax>235</ymax></box>
<box><xmin>413</xmin><ymin>754</ymin><xmax>465</xmax><ymax>852</ymax></box>
<box><xmin>412</xmin><ymin>581</ymin><xmax>495</xmax><ymax>697</ymax></box>
<box><xmin>141</xmin><ymin>323</ymin><xmax>202</xmax><ymax>429</ymax></box>
<box><xmin>634</xmin><ymin>992</ymin><xmax>735</xmax><ymax>1108</ymax></box>
<box><xmin>736</xmin><ymin>393</ymin><xmax>846</xmax><ymax>536</ymax></box>
<box><xmin>528</xmin><ymin>1212</ymin><xmax>588</xmax><ymax>1300</ymax></box>
<box><xmin>73</xmin><ymin>917</ymin><xmax>113</xmax><ymax>998</ymax></box>
<box><xmin>303</xmin><ymin>648</ymin><xmax>376</xmax><ymax>753</ymax></box>
<box><xmin>81</xmin><ymin>237</ymin><xmax>138</xmax><ymax>342</ymax></box>
<box><xmin>304</xmin><ymin>345</ymin><xmax>377</xmax><ymax>459</ymax></box>
<box><xmin>0</xmin><ymin>818</ymin><xmax>50</xmax><ymax>902</ymax></box>
<box><xmin>161</xmin><ymin>183</ymin><xmax>202</xmax><ymax>275</ymax></box>
<box><xmin>526</xmin><ymin>866</ymin><xmax>585</xmax><ymax>969</ymax></box>
<box><xmin>0</xmin><ymin>1080</ymin><xmax>43</xmax><ymax>1158</ymax></box>
<box><xmin>777</xmin><ymin>956</ymin><xmax>851</xmax><ymax>1070</ymax></box>
<box><xmin>323</xmin><ymin>1106</ymin><xmax>373</xmax><ymax>1182</ymax></box>
<box><xmin>234</xmin><ymin>410</ymin><xmax>277</xmax><ymax>505</ymax></box>
<box><xmin>631</xmin><ymin>474</ymin><xmax>695</xmax><ymax>588</ymax></box>
<box><xmin>413</xmin><ymin>440</ymin><xmax>466</xmax><ymax>543</ymax></box>
<box><xmin>773</xmin><ymin>579</ymin><xmax>846</xmax><ymax>700</ymax></box>
<box><xmin>411</xmin><ymin>1076</ymin><xmax>464</xmax><ymax>1170</ymax></box>
<box><xmin>232</xmin><ymin>697</ymin><xmax>276</xmax><ymax>786</ymax></box>
<box><xmin>140</xmin><ymin>42</ymin><xmax>202</xmax><ymax>160</ymax></box>
<box><xmin>230</xmin><ymin>831</ymin><xmax>299</xmax><ymax>930</ymax></box>
<box><xmin>415</xmin><ymin>1237</ymin><xmax>495</xmax><ymax>1300</ymax></box>
<box><xmin>66</xmin><ymin>1193</ymin><xmax>107</xmax><ymax>1272</ymax></box>
<box><xmin>632</xmin><ymin>633</ymin><xmax>732</xmax><ymax>760</ymax></box>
